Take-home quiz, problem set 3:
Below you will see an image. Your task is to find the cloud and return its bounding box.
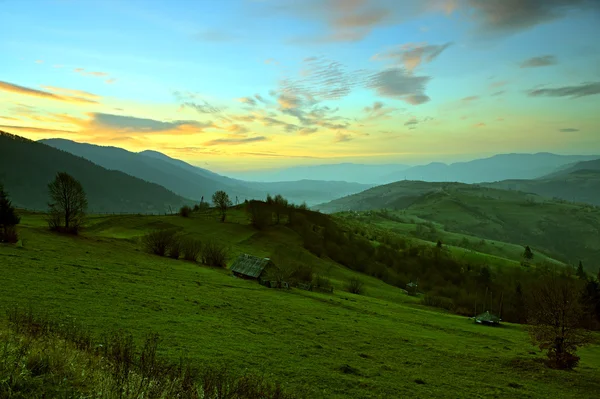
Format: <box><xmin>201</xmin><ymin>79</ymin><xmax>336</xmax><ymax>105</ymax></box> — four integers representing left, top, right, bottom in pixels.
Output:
<box><xmin>489</xmin><ymin>80</ymin><xmax>508</xmax><ymax>88</ymax></box>
<box><xmin>461</xmin><ymin>95</ymin><xmax>480</xmax><ymax>102</ymax></box>
<box><xmin>35</xmin><ymin>60</ymin><xmax>44</xmax><ymax>64</ymax></box>
<box><xmin>0</xmin><ymin>116</ymin><xmax>21</xmax><ymax>121</ymax></box>
<box><xmin>527</xmin><ymin>82</ymin><xmax>600</xmax><ymax>98</ymax></box>
<box><xmin>372</xmin><ymin>42</ymin><xmax>452</xmax><ymax>71</ymax></box>
<box><xmin>333</xmin><ymin>132</ymin><xmax>352</xmax><ymax>143</ymax></box>
<box><xmin>366</xmin><ymin>68</ymin><xmax>431</xmax><ymax>105</ymax></box>
<box><xmin>491</xmin><ymin>90</ymin><xmax>505</xmax><ymax>96</ymax></box>
<box><xmin>298</xmin><ymin>127</ymin><xmax>319</xmax><ymax>135</ymax></box>
<box><xmin>74</xmin><ymin>68</ymin><xmax>109</xmax><ymax>77</ymax></box>
<box><xmin>180</xmin><ymin>100</ymin><xmax>223</xmax><ymax>114</ymax></box>
<box><xmin>404</xmin><ymin>118</ymin><xmax>419</xmax><ymax>126</ymax></box>
<box><xmin>264</xmin><ymin>58</ymin><xmax>279</xmax><ymax>65</ymax></box>
<box><xmin>473</xmin><ymin>122</ymin><xmax>486</xmax><ymax>127</ymax></box>
<box><xmin>193</xmin><ymin>29</ymin><xmax>237</xmax><ymax>42</ymax></box>
<box><xmin>261</xmin><ymin>0</ymin><xmax>458</xmax><ymax>43</ymax></box>
<box><xmin>519</xmin><ymin>55</ymin><xmax>557</xmax><ymax>68</ymax></box>
<box><xmin>0</xmin><ymin>81</ymin><xmax>100</xmax><ymax>104</ymax></box>
<box><xmin>238</xmin><ymin>97</ymin><xmax>258</xmax><ymax>106</ymax></box>
<box><xmin>559</xmin><ymin>128</ymin><xmax>579</xmax><ymax>132</ymax></box>
<box><xmin>89</xmin><ymin>113</ymin><xmax>214</xmax><ymax>134</ymax></box>
<box><xmin>363</xmin><ymin>101</ymin><xmax>398</xmax><ymax>121</ymax></box>
<box><xmin>40</xmin><ymin>85</ymin><xmax>101</xmax><ymax>100</ymax></box>
<box><xmin>465</xmin><ymin>0</ymin><xmax>600</xmax><ymax>35</ymax></box>
<box><xmin>0</xmin><ymin>124</ymin><xmax>78</xmax><ymax>134</ymax></box>
<box><xmin>203</xmin><ymin>136</ymin><xmax>268</xmax><ymax>146</ymax></box>
<box><xmin>105</xmin><ymin>78</ymin><xmax>117</xmax><ymax>84</ymax></box>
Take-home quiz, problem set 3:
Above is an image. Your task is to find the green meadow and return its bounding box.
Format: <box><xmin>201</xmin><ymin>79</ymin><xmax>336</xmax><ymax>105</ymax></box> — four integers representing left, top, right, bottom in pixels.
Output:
<box><xmin>1</xmin><ymin>210</ymin><xmax>600</xmax><ymax>398</ymax></box>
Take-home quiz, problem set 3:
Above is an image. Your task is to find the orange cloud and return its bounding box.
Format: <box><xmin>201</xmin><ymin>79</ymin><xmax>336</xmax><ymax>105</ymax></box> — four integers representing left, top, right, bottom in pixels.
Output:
<box><xmin>0</xmin><ymin>81</ymin><xmax>100</xmax><ymax>104</ymax></box>
<box><xmin>203</xmin><ymin>136</ymin><xmax>268</xmax><ymax>146</ymax></box>
<box><xmin>0</xmin><ymin>124</ymin><xmax>77</xmax><ymax>134</ymax></box>
<box><xmin>74</xmin><ymin>68</ymin><xmax>109</xmax><ymax>77</ymax></box>
<box><xmin>40</xmin><ymin>85</ymin><xmax>101</xmax><ymax>100</ymax></box>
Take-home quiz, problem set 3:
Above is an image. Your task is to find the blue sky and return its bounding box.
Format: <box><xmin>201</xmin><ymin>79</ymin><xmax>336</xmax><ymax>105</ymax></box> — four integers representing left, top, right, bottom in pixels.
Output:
<box><xmin>1</xmin><ymin>0</ymin><xmax>599</xmax><ymax>172</ymax></box>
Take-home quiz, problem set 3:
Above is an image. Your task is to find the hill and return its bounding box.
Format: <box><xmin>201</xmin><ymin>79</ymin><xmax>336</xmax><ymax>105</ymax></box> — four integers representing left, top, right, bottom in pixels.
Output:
<box><xmin>486</xmin><ymin>158</ymin><xmax>600</xmax><ymax>205</ymax></box>
<box><xmin>0</xmin><ymin>132</ymin><xmax>190</xmax><ymax>213</ymax></box>
<box><xmin>382</xmin><ymin>153</ymin><xmax>600</xmax><ymax>184</ymax></box>
<box><xmin>314</xmin><ymin>181</ymin><xmax>600</xmax><ymax>269</ymax></box>
<box><xmin>41</xmin><ymin>139</ymin><xmax>372</xmax><ymax>205</ymax></box>
<box><xmin>1</xmin><ymin>209</ymin><xmax>599</xmax><ymax>398</ymax></box>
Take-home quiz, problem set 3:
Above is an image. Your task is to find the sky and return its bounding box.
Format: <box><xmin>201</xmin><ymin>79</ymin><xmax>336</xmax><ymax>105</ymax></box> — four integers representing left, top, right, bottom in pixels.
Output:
<box><xmin>1</xmin><ymin>0</ymin><xmax>600</xmax><ymax>173</ymax></box>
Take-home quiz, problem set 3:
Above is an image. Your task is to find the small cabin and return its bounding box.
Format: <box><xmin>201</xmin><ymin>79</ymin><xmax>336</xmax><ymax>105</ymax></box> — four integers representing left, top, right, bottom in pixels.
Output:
<box><xmin>230</xmin><ymin>254</ymin><xmax>275</xmax><ymax>281</ymax></box>
<box><xmin>406</xmin><ymin>282</ymin><xmax>418</xmax><ymax>296</ymax></box>
<box><xmin>473</xmin><ymin>311</ymin><xmax>501</xmax><ymax>326</ymax></box>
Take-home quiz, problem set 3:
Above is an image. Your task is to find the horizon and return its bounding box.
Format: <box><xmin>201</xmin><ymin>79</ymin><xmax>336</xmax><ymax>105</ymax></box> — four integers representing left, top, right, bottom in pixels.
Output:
<box><xmin>2</xmin><ymin>0</ymin><xmax>600</xmax><ymax>171</ymax></box>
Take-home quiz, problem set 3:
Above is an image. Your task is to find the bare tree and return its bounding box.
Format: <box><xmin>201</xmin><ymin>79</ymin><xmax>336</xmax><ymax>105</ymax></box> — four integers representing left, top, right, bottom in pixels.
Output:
<box><xmin>526</xmin><ymin>269</ymin><xmax>592</xmax><ymax>369</ymax></box>
<box><xmin>48</xmin><ymin>172</ymin><xmax>88</xmax><ymax>234</ymax></box>
<box><xmin>212</xmin><ymin>190</ymin><xmax>232</xmax><ymax>222</ymax></box>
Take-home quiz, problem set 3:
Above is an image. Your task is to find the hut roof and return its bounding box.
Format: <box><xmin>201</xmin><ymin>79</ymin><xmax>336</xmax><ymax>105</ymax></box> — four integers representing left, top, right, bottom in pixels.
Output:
<box><xmin>474</xmin><ymin>311</ymin><xmax>501</xmax><ymax>324</ymax></box>
<box><xmin>230</xmin><ymin>254</ymin><xmax>273</xmax><ymax>278</ymax></box>
<box><xmin>406</xmin><ymin>282</ymin><xmax>418</xmax><ymax>288</ymax></box>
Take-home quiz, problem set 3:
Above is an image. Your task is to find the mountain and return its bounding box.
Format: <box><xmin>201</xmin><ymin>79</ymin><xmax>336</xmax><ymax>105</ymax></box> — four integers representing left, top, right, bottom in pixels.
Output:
<box><xmin>0</xmin><ymin>132</ymin><xmax>190</xmax><ymax>213</ymax></box>
<box><xmin>486</xmin><ymin>158</ymin><xmax>600</xmax><ymax>205</ymax></box>
<box><xmin>382</xmin><ymin>153</ymin><xmax>600</xmax><ymax>183</ymax></box>
<box><xmin>314</xmin><ymin>180</ymin><xmax>600</xmax><ymax>267</ymax></box>
<box><xmin>226</xmin><ymin>163</ymin><xmax>410</xmax><ymax>184</ymax></box>
<box><xmin>40</xmin><ymin>139</ymin><xmax>372</xmax><ymax>206</ymax></box>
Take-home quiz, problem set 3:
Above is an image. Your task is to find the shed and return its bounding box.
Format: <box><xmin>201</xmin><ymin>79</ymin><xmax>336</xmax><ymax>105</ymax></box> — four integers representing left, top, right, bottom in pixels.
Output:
<box><xmin>406</xmin><ymin>281</ymin><xmax>418</xmax><ymax>296</ymax></box>
<box><xmin>230</xmin><ymin>254</ymin><xmax>275</xmax><ymax>280</ymax></box>
<box><xmin>473</xmin><ymin>311</ymin><xmax>501</xmax><ymax>326</ymax></box>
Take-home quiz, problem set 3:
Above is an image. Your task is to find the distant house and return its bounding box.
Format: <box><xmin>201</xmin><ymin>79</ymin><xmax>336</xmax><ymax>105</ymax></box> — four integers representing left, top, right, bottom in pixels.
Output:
<box><xmin>230</xmin><ymin>254</ymin><xmax>275</xmax><ymax>280</ymax></box>
<box><xmin>473</xmin><ymin>311</ymin><xmax>501</xmax><ymax>326</ymax></box>
<box><xmin>406</xmin><ymin>281</ymin><xmax>418</xmax><ymax>296</ymax></box>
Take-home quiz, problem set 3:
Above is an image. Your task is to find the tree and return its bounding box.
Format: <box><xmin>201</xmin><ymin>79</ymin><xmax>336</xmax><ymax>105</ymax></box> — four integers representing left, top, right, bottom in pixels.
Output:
<box><xmin>0</xmin><ymin>185</ymin><xmax>20</xmax><ymax>243</ymax></box>
<box><xmin>521</xmin><ymin>245</ymin><xmax>534</xmax><ymax>266</ymax></box>
<box><xmin>273</xmin><ymin>194</ymin><xmax>289</xmax><ymax>224</ymax></box>
<box><xmin>526</xmin><ymin>269</ymin><xmax>592</xmax><ymax>369</ymax></box>
<box><xmin>576</xmin><ymin>261</ymin><xmax>587</xmax><ymax>280</ymax></box>
<box><xmin>48</xmin><ymin>172</ymin><xmax>87</xmax><ymax>234</ymax></box>
<box><xmin>212</xmin><ymin>190</ymin><xmax>232</xmax><ymax>222</ymax></box>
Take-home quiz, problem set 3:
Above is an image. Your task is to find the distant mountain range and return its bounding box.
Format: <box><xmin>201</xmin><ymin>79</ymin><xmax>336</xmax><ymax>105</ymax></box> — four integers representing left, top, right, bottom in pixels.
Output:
<box><xmin>39</xmin><ymin>139</ymin><xmax>373</xmax><ymax>206</ymax></box>
<box><xmin>0</xmin><ymin>132</ymin><xmax>190</xmax><ymax>213</ymax></box>
<box><xmin>229</xmin><ymin>153</ymin><xmax>600</xmax><ymax>184</ymax></box>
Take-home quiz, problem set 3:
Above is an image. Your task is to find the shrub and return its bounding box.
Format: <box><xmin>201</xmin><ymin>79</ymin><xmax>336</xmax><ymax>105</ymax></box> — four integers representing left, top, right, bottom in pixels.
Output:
<box><xmin>1</xmin><ymin>225</ymin><xmax>18</xmax><ymax>243</ymax></box>
<box><xmin>181</xmin><ymin>238</ymin><xmax>202</xmax><ymax>262</ymax></box>
<box><xmin>313</xmin><ymin>274</ymin><xmax>333</xmax><ymax>291</ymax></box>
<box><xmin>346</xmin><ymin>277</ymin><xmax>364</xmax><ymax>295</ymax></box>
<box><xmin>201</xmin><ymin>240</ymin><xmax>228</xmax><ymax>267</ymax></box>
<box><xmin>167</xmin><ymin>238</ymin><xmax>181</xmax><ymax>259</ymax></box>
<box><xmin>142</xmin><ymin>229</ymin><xmax>177</xmax><ymax>256</ymax></box>
<box><xmin>179</xmin><ymin>205</ymin><xmax>192</xmax><ymax>217</ymax></box>
<box><xmin>421</xmin><ymin>295</ymin><xmax>455</xmax><ymax>311</ymax></box>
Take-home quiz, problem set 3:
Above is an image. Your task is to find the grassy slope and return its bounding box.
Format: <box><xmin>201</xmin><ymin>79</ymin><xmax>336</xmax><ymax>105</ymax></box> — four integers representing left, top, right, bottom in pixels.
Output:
<box><xmin>1</xmin><ymin>210</ymin><xmax>600</xmax><ymax>398</ymax></box>
<box><xmin>316</xmin><ymin>182</ymin><xmax>600</xmax><ymax>270</ymax></box>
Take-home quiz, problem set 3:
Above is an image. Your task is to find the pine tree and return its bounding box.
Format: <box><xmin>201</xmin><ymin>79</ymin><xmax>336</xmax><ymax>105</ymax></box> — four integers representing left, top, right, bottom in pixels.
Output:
<box><xmin>576</xmin><ymin>261</ymin><xmax>587</xmax><ymax>280</ymax></box>
<box><xmin>0</xmin><ymin>185</ymin><xmax>21</xmax><ymax>243</ymax></box>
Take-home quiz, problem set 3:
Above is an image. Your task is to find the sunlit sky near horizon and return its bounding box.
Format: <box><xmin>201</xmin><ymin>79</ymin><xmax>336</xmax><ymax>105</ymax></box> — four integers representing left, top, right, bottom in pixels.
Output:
<box><xmin>1</xmin><ymin>0</ymin><xmax>600</xmax><ymax>172</ymax></box>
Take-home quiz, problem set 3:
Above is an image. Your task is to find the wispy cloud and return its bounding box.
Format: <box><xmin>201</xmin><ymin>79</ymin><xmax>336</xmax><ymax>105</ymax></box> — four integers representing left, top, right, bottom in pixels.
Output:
<box><xmin>40</xmin><ymin>85</ymin><xmax>101</xmax><ymax>100</ymax></box>
<box><xmin>559</xmin><ymin>128</ymin><xmax>580</xmax><ymax>132</ymax></box>
<box><xmin>372</xmin><ymin>42</ymin><xmax>452</xmax><ymax>71</ymax></box>
<box><xmin>0</xmin><ymin>124</ymin><xmax>78</xmax><ymax>134</ymax></box>
<box><xmin>333</xmin><ymin>131</ymin><xmax>352</xmax><ymax>143</ymax></box>
<box><xmin>74</xmin><ymin>68</ymin><xmax>109</xmax><ymax>77</ymax></box>
<box><xmin>203</xmin><ymin>136</ymin><xmax>268</xmax><ymax>146</ymax></box>
<box><xmin>527</xmin><ymin>82</ymin><xmax>600</xmax><ymax>98</ymax></box>
<box><xmin>519</xmin><ymin>55</ymin><xmax>557</xmax><ymax>68</ymax></box>
<box><xmin>0</xmin><ymin>81</ymin><xmax>100</xmax><ymax>104</ymax></box>
<box><xmin>366</xmin><ymin>68</ymin><xmax>431</xmax><ymax>105</ymax></box>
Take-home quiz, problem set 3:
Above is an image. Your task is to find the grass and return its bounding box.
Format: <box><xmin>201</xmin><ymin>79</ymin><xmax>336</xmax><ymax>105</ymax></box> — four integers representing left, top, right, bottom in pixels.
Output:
<box><xmin>1</xmin><ymin>209</ymin><xmax>600</xmax><ymax>398</ymax></box>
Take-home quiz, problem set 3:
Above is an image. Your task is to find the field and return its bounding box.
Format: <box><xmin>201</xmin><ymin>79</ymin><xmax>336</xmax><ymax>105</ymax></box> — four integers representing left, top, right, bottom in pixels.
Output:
<box><xmin>1</xmin><ymin>210</ymin><xmax>600</xmax><ymax>398</ymax></box>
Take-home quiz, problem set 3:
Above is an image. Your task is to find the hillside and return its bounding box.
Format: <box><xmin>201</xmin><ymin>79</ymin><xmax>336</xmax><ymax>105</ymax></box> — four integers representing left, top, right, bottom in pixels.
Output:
<box><xmin>0</xmin><ymin>132</ymin><xmax>190</xmax><ymax>213</ymax></box>
<box><xmin>41</xmin><ymin>139</ymin><xmax>372</xmax><ymax>205</ymax></box>
<box><xmin>383</xmin><ymin>153</ymin><xmax>600</xmax><ymax>184</ymax></box>
<box><xmin>314</xmin><ymin>181</ymin><xmax>600</xmax><ymax>269</ymax></box>
<box><xmin>2</xmin><ymin>209</ymin><xmax>599</xmax><ymax>398</ymax></box>
<box><xmin>486</xmin><ymin>158</ymin><xmax>600</xmax><ymax>206</ymax></box>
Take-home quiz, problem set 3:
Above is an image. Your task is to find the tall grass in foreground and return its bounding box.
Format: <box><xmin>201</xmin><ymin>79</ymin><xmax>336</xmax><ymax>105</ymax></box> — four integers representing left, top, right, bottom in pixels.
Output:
<box><xmin>1</xmin><ymin>307</ymin><xmax>298</xmax><ymax>399</ymax></box>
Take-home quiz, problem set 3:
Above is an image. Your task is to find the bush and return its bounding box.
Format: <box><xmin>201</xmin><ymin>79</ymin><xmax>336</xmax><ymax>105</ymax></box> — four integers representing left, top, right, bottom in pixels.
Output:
<box><xmin>421</xmin><ymin>295</ymin><xmax>455</xmax><ymax>311</ymax></box>
<box><xmin>181</xmin><ymin>238</ymin><xmax>202</xmax><ymax>262</ymax></box>
<box><xmin>1</xmin><ymin>225</ymin><xmax>18</xmax><ymax>243</ymax></box>
<box><xmin>346</xmin><ymin>277</ymin><xmax>364</xmax><ymax>295</ymax></box>
<box><xmin>142</xmin><ymin>229</ymin><xmax>177</xmax><ymax>256</ymax></box>
<box><xmin>167</xmin><ymin>238</ymin><xmax>181</xmax><ymax>259</ymax></box>
<box><xmin>201</xmin><ymin>240</ymin><xmax>228</xmax><ymax>267</ymax></box>
<box><xmin>179</xmin><ymin>205</ymin><xmax>192</xmax><ymax>217</ymax></box>
<box><xmin>313</xmin><ymin>274</ymin><xmax>333</xmax><ymax>291</ymax></box>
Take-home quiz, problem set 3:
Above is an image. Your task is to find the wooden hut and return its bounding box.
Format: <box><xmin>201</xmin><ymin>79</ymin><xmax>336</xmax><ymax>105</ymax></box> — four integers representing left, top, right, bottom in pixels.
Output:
<box><xmin>230</xmin><ymin>254</ymin><xmax>275</xmax><ymax>281</ymax></box>
<box><xmin>473</xmin><ymin>311</ymin><xmax>501</xmax><ymax>326</ymax></box>
<box><xmin>406</xmin><ymin>281</ymin><xmax>418</xmax><ymax>296</ymax></box>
